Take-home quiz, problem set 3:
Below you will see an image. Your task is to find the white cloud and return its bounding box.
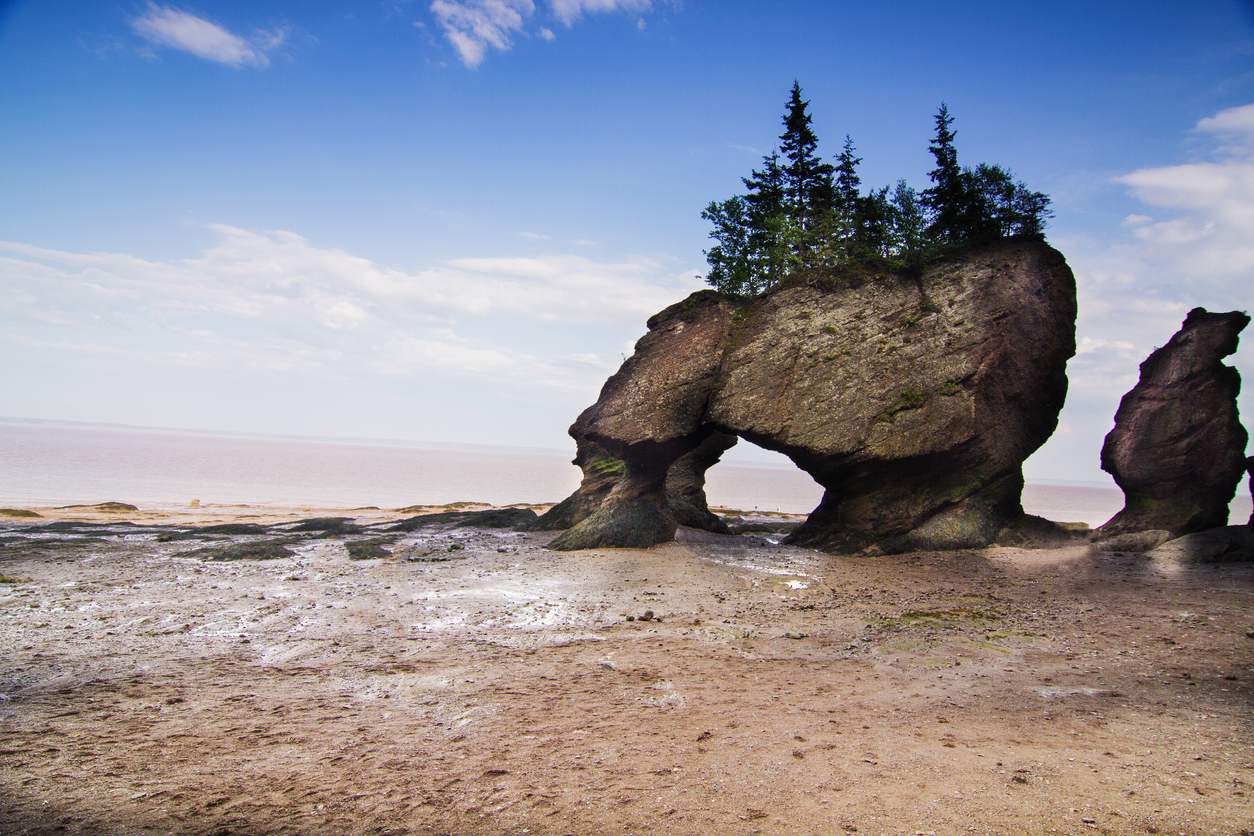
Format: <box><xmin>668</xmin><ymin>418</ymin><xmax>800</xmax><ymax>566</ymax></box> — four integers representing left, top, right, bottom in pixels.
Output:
<box><xmin>430</xmin><ymin>0</ymin><xmax>534</xmax><ymax>68</ymax></box>
<box><xmin>1115</xmin><ymin>107</ymin><xmax>1254</xmax><ymax>290</ymax></box>
<box><xmin>429</xmin><ymin>0</ymin><xmax>656</xmax><ymax>67</ymax></box>
<box><xmin>130</xmin><ymin>4</ymin><xmax>285</xmax><ymax>68</ymax></box>
<box><xmin>1197</xmin><ymin>102</ymin><xmax>1254</xmax><ymax>151</ymax></box>
<box><xmin>0</xmin><ymin>226</ymin><xmax>699</xmax><ymax>390</ymax></box>
<box><xmin>549</xmin><ymin>0</ymin><xmax>651</xmax><ymax>27</ymax></box>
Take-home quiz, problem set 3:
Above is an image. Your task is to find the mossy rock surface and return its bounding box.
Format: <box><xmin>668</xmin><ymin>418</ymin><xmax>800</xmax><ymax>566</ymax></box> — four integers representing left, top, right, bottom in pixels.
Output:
<box><xmin>548</xmin><ymin>498</ymin><xmax>674</xmax><ymax>551</ymax></box>
<box><xmin>201</xmin><ymin>540</ymin><xmax>297</xmax><ymax>561</ymax></box>
<box><xmin>286</xmin><ymin>517</ymin><xmax>362</xmax><ymax>534</ymax></box>
<box><xmin>383</xmin><ymin>508</ymin><xmax>537</xmax><ymax>532</ymax></box>
<box><xmin>198</xmin><ymin>523</ymin><xmax>271</xmax><ymax>535</ymax></box>
<box><xmin>346</xmin><ymin>539</ymin><xmax>394</xmax><ymax>560</ymax></box>
<box><xmin>58</xmin><ymin>502</ymin><xmax>138</xmax><ymax>513</ymax></box>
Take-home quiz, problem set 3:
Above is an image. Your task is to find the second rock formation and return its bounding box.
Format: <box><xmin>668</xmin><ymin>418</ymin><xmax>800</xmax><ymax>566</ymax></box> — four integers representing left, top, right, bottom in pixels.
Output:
<box><xmin>1099</xmin><ymin>307</ymin><xmax>1250</xmax><ymax>538</ymax></box>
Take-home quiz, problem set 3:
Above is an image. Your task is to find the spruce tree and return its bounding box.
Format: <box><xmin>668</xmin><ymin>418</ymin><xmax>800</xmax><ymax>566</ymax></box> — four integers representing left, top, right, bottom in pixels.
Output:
<box><xmin>888</xmin><ymin>180</ymin><xmax>928</xmax><ymax>257</ymax></box>
<box><xmin>922</xmin><ymin>103</ymin><xmax>968</xmax><ymax>245</ymax></box>
<box><xmin>833</xmin><ymin>135</ymin><xmax>862</xmax><ymax>220</ymax></box>
<box><xmin>778</xmin><ymin>82</ymin><xmax>835</xmax><ymax>255</ymax></box>
<box><xmin>701</xmin><ymin>196</ymin><xmax>756</xmax><ymax>295</ymax></box>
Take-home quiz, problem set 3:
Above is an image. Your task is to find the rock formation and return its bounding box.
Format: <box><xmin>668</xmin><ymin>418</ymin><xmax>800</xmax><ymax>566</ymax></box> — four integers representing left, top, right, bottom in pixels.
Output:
<box><xmin>1098</xmin><ymin>308</ymin><xmax>1249</xmax><ymax>538</ymax></box>
<box><xmin>1248</xmin><ymin>457</ymin><xmax>1253</xmax><ymax>527</ymax></box>
<box><xmin>1145</xmin><ymin>526</ymin><xmax>1254</xmax><ymax>563</ymax></box>
<box><xmin>547</xmin><ymin>238</ymin><xmax>1077</xmax><ymax>553</ymax></box>
<box><xmin>528</xmin><ymin>432</ymin><xmax>737</xmax><ymax>536</ymax></box>
<box><xmin>525</xmin><ymin>441</ymin><xmax>627</xmax><ymax>532</ymax></box>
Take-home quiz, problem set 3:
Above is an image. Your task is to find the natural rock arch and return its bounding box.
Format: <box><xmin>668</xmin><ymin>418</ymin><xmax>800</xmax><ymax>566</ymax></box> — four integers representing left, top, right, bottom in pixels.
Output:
<box><xmin>537</xmin><ymin>239</ymin><xmax>1077</xmax><ymax>553</ymax></box>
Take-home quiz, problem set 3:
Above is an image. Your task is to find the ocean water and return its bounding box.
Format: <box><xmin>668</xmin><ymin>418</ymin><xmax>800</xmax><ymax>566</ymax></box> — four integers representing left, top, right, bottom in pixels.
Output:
<box><xmin>1</xmin><ymin>421</ymin><xmax>1249</xmax><ymax>528</ymax></box>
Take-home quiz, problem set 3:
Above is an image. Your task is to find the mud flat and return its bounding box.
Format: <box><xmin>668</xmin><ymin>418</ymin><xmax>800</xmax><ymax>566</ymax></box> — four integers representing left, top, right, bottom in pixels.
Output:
<box><xmin>1</xmin><ymin>502</ymin><xmax>1252</xmax><ymax>836</ymax></box>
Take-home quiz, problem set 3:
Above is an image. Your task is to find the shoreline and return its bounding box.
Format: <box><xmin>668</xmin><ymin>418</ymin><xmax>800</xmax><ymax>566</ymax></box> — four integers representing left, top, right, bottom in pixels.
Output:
<box><xmin>2</xmin><ymin>487</ymin><xmax>1249</xmax><ymax>532</ymax></box>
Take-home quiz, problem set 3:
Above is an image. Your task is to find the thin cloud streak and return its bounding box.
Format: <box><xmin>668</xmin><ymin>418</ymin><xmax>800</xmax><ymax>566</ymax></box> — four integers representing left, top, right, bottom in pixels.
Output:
<box><xmin>130</xmin><ymin>4</ymin><xmax>285</xmax><ymax>67</ymax></box>
<box><xmin>549</xmin><ymin>0</ymin><xmax>651</xmax><ymax>27</ymax></box>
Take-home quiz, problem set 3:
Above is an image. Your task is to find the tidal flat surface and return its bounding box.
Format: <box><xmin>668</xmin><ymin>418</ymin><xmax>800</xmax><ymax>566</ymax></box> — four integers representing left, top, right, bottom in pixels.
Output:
<box><xmin>1</xmin><ymin>503</ymin><xmax>1252</xmax><ymax>836</ymax></box>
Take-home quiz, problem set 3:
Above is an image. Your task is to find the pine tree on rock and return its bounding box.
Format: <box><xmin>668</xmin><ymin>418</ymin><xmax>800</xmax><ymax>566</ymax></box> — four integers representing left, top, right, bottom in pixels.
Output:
<box><xmin>922</xmin><ymin>103</ymin><xmax>971</xmax><ymax>245</ymax></box>
<box><xmin>778</xmin><ymin>82</ymin><xmax>835</xmax><ymax>259</ymax></box>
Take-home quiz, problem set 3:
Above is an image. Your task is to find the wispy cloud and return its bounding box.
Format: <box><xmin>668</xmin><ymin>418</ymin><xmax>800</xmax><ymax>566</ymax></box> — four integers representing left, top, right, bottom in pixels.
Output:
<box><xmin>0</xmin><ymin>226</ymin><xmax>701</xmax><ymax>390</ymax></box>
<box><xmin>130</xmin><ymin>4</ymin><xmax>286</xmax><ymax>67</ymax></box>
<box><xmin>429</xmin><ymin>0</ymin><xmax>534</xmax><ymax>69</ymax></box>
<box><xmin>548</xmin><ymin>0</ymin><xmax>652</xmax><ymax>27</ymax></box>
<box><xmin>429</xmin><ymin>0</ymin><xmax>657</xmax><ymax>67</ymax></box>
<box><xmin>1115</xmin><ymin>103</ymin><xmax>1254</xmax><ymax>292</ymax></box>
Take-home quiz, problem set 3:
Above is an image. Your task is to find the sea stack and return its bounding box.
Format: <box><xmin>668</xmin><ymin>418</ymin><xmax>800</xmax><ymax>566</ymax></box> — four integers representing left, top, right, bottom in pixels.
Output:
<box><xmin>1098</xmin><ymin>308</ymin><xmax>1250</xmax><ymax>538</ymax></box>
<box><xmin>548</xmin><ymin>238</ymin><xmax>1077</xmax><ymax>553</ymax></box>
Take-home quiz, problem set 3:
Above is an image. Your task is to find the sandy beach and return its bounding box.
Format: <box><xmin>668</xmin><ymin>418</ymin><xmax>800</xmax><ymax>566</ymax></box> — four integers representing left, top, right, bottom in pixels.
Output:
<box><xmin>1</xmin><ymin>500</ymin><xmax>1252</xmax><ymax>836</ymax></box>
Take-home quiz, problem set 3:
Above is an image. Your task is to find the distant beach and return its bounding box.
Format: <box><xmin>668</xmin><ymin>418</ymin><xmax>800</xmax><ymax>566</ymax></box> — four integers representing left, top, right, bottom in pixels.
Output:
<box><xmin>1</xmin><ymin>418</ymin><xmax>1249</xmax><ymax>528</ymax></box>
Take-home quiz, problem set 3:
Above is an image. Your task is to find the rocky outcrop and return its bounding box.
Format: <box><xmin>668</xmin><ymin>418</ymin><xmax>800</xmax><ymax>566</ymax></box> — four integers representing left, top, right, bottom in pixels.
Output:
<box><xmin>1146</xmin><ymin>526</ymin><xmax>1254</xmax><ymax>563</ymax></box>
<box><xmin>1098</xmin><ymin>308</ymin><xmax>1249</xmax><ymax>538</ymax></box>
<box><xmin>549</xmin><ymin>239</ymin><xmax>1077</xmax><ymax>553</ymax></box>
<box><xmin>528</xmin><ymin>432</ymin><xmax>737</xmax><ymax>535</ymax></box>
<box><xmin>664</xmin><ymin>431</ymin><xmax>738</xmax><ymax>533</ymax></box>
<box><xmin>524</xmin><ymin>441</ymin><xmax>626</xmax><ymax>532</ymax></box>
<box><xmin>1247</xmin><ymin>457</ymin><xmax>1253</xmax><ymax>526</ymax></box>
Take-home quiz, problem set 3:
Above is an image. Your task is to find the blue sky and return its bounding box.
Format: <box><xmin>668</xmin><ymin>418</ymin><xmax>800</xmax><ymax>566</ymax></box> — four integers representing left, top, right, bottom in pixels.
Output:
<box><xmin>1</xmin><ymin>0</ymin><xmax>1252</xmax><ymax>485</ymax></box>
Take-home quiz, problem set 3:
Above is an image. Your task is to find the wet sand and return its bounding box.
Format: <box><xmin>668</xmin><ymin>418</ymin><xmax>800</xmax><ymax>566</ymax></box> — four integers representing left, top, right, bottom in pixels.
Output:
<box><xmin>1</xmin><ymin>501</ymin><xmax>1252</xmax><ymax>836</ymax></box>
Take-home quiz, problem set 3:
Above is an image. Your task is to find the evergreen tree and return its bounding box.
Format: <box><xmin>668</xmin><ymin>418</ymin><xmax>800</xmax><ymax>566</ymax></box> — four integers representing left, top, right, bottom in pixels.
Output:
<box><xmin>701</xmin><ymin>89</ymin><xmax>1052</xmax><ymax>296</ymax></box>
<box><xmin>701</xmin><ymin>195</ymin><xmax>757</xmax><ymax>296</ymax></box>
<box><xmin>922</xmin><ymin>103</ymin><xmax>970</xmax><ymax>245</ymax></box>
<box><xmin>701</xmin><ymin>151</ymin><xmax>798</xmax><ymax>296</ymax></box>
<box><xmin>740</xmin><ymin>151</ymin><xmax>792</xmax><ymax>288</ymax></box>
<box><xmin>968</xmin><ymin>162</ymin><xmax>1052</xmax><ymax>239</ymax></box>
<box><xmin>854</xmin><ymin>186</ymin><xmax>892</xmax><ymax>257</ymax></box>
<box><xmin>778</xmin><ymin>82</ymin><xmax>835</xmax><ymax>255</ymax></box>
<box><xmin>833</xmin><ymin>135</ymin><xmax>862</xmax><ymax>219</ymax></box>
<box><xmin>1011</xmin><ymin>187</ymin><xmax>1052</xmax><ymax>235</ymax></box>
<box><xmin>888</xmin><ymin>180</ymin><xmax>928</xmax><ymax>257</ymax></box>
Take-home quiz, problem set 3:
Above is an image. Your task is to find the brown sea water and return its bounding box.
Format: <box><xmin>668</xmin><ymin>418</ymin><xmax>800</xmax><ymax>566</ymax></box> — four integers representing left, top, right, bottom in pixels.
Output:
<box><xmin>1</xmin><ymin>420</ymin><xmax>1249</xmax><ymax>526</ymax></box>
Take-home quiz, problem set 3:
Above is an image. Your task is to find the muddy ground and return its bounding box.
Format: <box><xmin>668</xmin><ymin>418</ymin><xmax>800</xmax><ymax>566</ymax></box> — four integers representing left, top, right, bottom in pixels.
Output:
<box><xmin>1</xmin><ymin>502</ymin><xmax>1252</xmax><ymax>836</ymax></box>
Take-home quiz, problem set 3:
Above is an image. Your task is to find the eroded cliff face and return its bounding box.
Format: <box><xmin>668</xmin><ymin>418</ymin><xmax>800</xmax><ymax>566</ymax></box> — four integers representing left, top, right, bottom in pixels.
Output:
<box><xmin>549</xmin><ymin>239</ymin><xmax>1077</xmax><ymax>553</ymax></box>
<box><xmin>1098</xmin><ymin>308</ymin><xmax>1249</xmax><ymax>538</ymax></box>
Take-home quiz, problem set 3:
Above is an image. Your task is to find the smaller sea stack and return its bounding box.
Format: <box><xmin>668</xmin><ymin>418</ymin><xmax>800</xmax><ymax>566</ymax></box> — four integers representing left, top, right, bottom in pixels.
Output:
<box><xmin>1099</xmin><ymin>307</ymin><xmax>1250</xmax><ymax>538</ymax></box>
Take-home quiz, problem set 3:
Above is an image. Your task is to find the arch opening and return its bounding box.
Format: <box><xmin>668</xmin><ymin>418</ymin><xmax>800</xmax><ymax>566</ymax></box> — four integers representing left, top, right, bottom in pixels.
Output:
<box><xmin>702</xmin><ymin>438</ymin><xmax>823</xmax><ymax>518</ymax></box>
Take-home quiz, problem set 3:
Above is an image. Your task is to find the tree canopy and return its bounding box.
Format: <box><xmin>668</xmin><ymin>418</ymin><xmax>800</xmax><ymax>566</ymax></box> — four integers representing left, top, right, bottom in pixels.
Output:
<box><xmin>702</xmin><ymin>88</ymin><xmax>1052</xmax><ymax>296</ymax></box>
